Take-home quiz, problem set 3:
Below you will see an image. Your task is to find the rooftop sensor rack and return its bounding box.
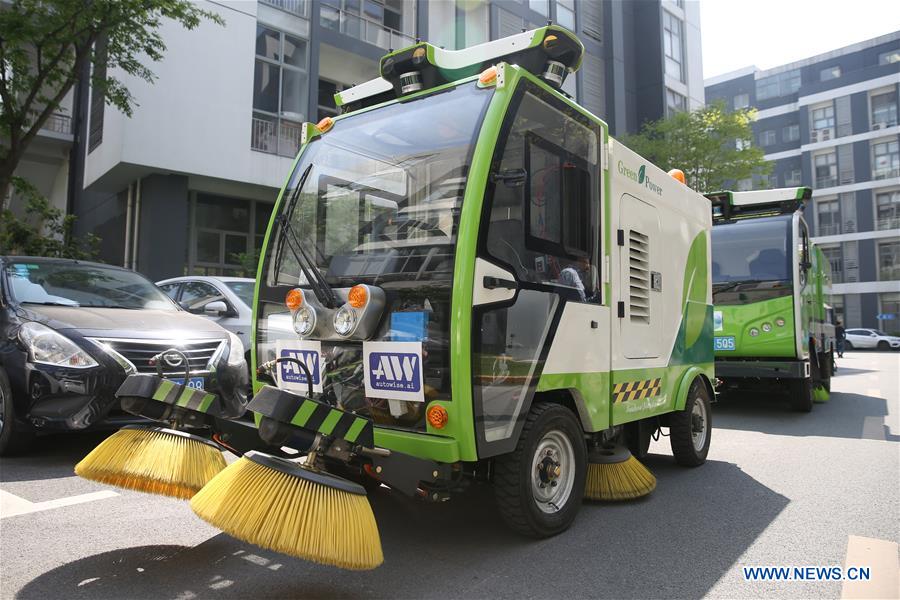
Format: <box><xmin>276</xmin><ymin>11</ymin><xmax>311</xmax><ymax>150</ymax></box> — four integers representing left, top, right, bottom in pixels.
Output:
<box><xmin>334</xmin><ymin>25</ymin><xmax>584</xmax><ymax>114</ymax></box>
<box><xmin>706</xmin><ymin>187</ymin><xmax>813</xmax><ymax>223</ymax></box>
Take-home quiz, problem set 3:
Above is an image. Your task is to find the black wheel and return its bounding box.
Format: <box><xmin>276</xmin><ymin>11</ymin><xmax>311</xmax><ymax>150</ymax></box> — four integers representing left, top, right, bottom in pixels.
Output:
<box><xmin>493</xmin><ymin>402</ymin><xmax>586</xmax><ymax>538</ymax></box>
<box><xmin>877</xmin><ymin>341</ymin><xmax>890</xmax><ymax>351</ymax></box>
<box><xmin>0</xmin><ymin>368</ymin><xmax>34</xmax><ymax>456</ymax></box>
<box><xmin>844</xmin><ymin>340</ymin><xmax>853</xmax><ymax>350</ymax></box>
<box><xmin>669</xmin><ymin>378</ymin><xmax>711</xmax><ymax>466</ymax></box>
<box><xmin>790</xmin><ymin>378</ymin><xmax>813</xmax><ymax>412</ymax></box>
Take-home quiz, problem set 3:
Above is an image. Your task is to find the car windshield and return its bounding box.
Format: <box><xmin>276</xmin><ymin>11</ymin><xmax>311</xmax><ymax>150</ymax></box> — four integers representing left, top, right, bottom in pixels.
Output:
<box><xmin>5</xmin><ymin>261</ymin><xmax>177</xmax><ymax>310</ymax></box>
<box><xmin>711</xmin><ymin>215</ymin><xmax>792</xmax><ymax>283</ymax></box>
<box><xmin>225</xmin><ymin>281</ymin><xmax>254</xmax><ymax>308</ymax></box>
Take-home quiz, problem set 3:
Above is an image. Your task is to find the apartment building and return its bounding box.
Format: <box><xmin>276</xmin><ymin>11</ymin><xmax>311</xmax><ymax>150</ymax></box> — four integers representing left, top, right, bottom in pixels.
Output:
<box><xmin>50</xmin><ymin>0</ymin><xmax>702</xmax><ymax>281</ymax></box>
<box><xmin>706</xmin><ymin>32</ymin><xmax>900</xmax><ymax>331</ymax></box>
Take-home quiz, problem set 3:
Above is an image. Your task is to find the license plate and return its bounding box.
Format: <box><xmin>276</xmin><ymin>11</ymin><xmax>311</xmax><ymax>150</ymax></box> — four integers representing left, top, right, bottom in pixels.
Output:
<box><xmin>714</xmin><ymin>336</ymin><xmax>736</xmax><ymax>351</ymax></box>
<box><xmin>166</xmin><ymin>377</ymin><xmax>205</xmax><ymax>390</ymax></box>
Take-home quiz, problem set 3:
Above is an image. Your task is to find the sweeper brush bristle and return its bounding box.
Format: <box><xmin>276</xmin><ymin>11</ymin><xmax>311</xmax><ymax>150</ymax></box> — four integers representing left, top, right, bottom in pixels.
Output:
<box><xmin>75</xmin><ymin>426</ymin><xmax>226</xmax><ymax>499</ymax></box>
<box><xmin>190</xmin><ymin>452</ymin><xmax>383</xmax><ymax>571</ymax></box>
<box><xmin>584</xmin><ymin>446</ymin><xmax>656</xmax><ymax>501</ymax></box>
<box><xmin>813</xmin><ymin>385</ymin><xmax>830</xmax><ymax>403</ymax></box>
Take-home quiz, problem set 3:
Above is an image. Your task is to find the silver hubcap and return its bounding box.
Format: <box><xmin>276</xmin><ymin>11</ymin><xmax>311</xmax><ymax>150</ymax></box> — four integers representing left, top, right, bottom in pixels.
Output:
<box><xmin>531</xmin><ymin>429</ymin><xmax>575</xmax><ymax>514</ymax></box>
<box><xmin>691</xmin><ymin>398</ymin><xmax>708</xmax><ymax>452</ymax></box>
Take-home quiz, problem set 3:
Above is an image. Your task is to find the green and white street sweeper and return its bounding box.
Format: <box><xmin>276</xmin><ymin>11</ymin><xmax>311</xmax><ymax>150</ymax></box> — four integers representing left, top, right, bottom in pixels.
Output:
<box><xmin>78</xmin><ymin>26</ymin><xmax>715</xmax><ymax>570</ymax></box>
<box><xmin>706</xmin><ymin>187</ymin><xmax>835</xmax><ymax>412</ymax></box>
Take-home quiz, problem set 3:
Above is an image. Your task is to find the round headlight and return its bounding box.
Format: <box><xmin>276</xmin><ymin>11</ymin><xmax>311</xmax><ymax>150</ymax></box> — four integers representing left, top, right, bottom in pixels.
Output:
<box><xmin>293</xmin><ymin>305</ymin><xmax>316</xmax><ymax>336</ymax></box>
<box><xmin>749</xmin><ymin>327</ymin><xmax>760</xmax><ymax>337</ymax></box>
<box><xmin>762</xmin><ymin>322</ymin><xmax>772</xmax><ymax>333</ymax></box>
<box><xmin>333</xmin><ymin>306</ymin><xmax>356</xmax><ymax>336</ymax></box>
<box><xmin>775</xmin><ymin>318</ymin><xmax>785</xmax><ymax>327</ymax></box>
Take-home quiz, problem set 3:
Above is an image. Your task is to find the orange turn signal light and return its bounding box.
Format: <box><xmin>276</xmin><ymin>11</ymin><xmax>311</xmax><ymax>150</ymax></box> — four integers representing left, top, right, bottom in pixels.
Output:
<box><xmin>427</xmin><ymin>405</ymin><xmax>448</xmax><ymax>429</ymax></box>
<box><xmin>348</xmin><ymin>284</ymin><xmax>368</xmax><ymax>309</ymax></box>
<box><xmin>285</xmin><ymin>288</ymin><xmax>304</xmax><ymax>310</ymax></box>
<box><xmin>316</xmin><ymin>116</ymin><xmax>334</xmax><ymax>133</ymax></box>
<box><xmin>479</xmin><ymin>66</ymin><xmax>498</xmax><ymax>85</ymax></box>
<box><xmin>668</xmin><ymin>168</ymin><xmax>686</xmax><ymax>184</ymax></box>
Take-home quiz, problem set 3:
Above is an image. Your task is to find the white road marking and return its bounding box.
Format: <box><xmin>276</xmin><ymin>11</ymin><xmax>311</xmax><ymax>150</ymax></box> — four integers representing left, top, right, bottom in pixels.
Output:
<box><xmin>0</xmin><ymin>489</ymin><xmax>119</xmax><ymax>519</ymax></box>
<box><xmin>841</xmin><ymin>535</ymin><xmax>900</xmax><ymax>599</ymax></box>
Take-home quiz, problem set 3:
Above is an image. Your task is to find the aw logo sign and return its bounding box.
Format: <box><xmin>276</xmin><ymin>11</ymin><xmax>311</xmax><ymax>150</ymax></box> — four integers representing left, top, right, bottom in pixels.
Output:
<box><xmin>363</xmin><ymin>341</ymin><xmax>424</xmax><ymax>402</ymax></box>
<box><xmin>275</xmin><ymin>339</ymin><xmax>324</xmax><ymax>393</ymax></box>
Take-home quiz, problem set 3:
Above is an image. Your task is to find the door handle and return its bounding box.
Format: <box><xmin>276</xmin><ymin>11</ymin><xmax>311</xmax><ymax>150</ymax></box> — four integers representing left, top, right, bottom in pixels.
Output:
<box><xmin>483</xmin><ymin>276</ymin><xmax>517</xmax><ymax>290</ymax></box>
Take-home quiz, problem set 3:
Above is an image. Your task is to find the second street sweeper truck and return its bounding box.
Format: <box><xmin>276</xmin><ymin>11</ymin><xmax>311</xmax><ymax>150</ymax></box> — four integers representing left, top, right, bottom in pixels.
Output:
<box><xmin>77</xmin><ymin>26</ymin><xmax>715</xmax><ymax>570</ymax></box>
<box><xmin>706</xmin><ymin>187</ymin><xmax>835</xmax><ymax>412</ymax></box>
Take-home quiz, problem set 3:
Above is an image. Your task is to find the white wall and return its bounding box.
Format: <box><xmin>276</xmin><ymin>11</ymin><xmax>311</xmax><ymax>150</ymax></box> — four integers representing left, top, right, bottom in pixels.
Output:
<box><xmin>83</xmin><ymin>0</ymin><xmax>297</xmax><ymax>192</ymax></box>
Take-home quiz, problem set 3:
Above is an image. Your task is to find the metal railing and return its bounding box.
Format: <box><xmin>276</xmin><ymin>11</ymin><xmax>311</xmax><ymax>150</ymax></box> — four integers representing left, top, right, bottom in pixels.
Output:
<box><xmin>880</xmin><ymin>265</ymin><xmax>900</xmax><ymax>282</ymax></box>
<box><xmin>816</xmin><ymin>175</ymin><xmax>838</xmax><ymax>188</ymax></box>
<box><xmin>250</xmin><ymin>117</ymin><xmax>302</xmax><ymax>158</ymax></box>
<box><xmin>259</xmin><ymin>0</ymin><xmax>307</xmax><ymax>17</ymax></box>
<box><xmin>873</xmin><ymin>167</ymin><xmax>900</xmax><ymax>180</ymax></box>
<box><xmin>876</xmin><ymin>216</ymin><xmax>900</xmax><ymax>231</ymax></box>
<box><xmin>320</xmin><ymin>6</ymin><xmax>415</xmax><ymax>51</ymax></box>
<box><xmin>817</xmin><ymin>223</ymin><xmax>841</xmax><ymax>236</ymax></box>
<box><xmin>30</xmin><ymin>112</ymin><xmax>72</xmax><ymax>135</ymax></box>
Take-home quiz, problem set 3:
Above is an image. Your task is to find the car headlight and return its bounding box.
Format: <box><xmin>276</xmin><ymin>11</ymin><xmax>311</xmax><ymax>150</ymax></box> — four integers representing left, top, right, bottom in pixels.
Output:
<box><xmin>333</xmin><ymin>305</ymin><xmax>357</xmax><ymax>336</ymax></box>
<box><xmin>226</xmin><ymin>332</ymin><xmax>245</xmax><ymax>367</ymax></box>
<box><xmin>18</xmin><ymin>322</ymin><xmax>98</xmax><ymax>368</ymax></box>
<box><xmin>293</xmin><ymin>305</ymin><xmax>316</xmax><ymax>336</ymax></box>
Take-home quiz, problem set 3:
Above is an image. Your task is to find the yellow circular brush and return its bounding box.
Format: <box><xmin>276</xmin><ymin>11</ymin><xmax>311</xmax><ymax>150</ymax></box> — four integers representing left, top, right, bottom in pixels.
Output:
<box><xmin>75</xmin><ymin>426</ymin><xmax>227</xmax><ymax>499</ymax></box>
<box><xmin>584</xmin><ymin>444</ymin><xmax>656</xmax><ymax>501</ymax></box>
<box><xmin>190</xmin><ymin>451</ymin><xmax>383</xmax><ymax>571</ymax></box>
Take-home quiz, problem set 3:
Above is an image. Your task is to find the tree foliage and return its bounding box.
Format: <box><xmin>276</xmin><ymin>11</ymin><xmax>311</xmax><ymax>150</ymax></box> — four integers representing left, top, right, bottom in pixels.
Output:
<box><xmin>0</xmin><ymin>177</ymin><xmax>99</xmax><ymax>258</ymax></box>
<box><xmin>619</xmin><ymin>100</ymin><xmax>771</xmax><ymax>193</ymax></box>
<box><xmin>0</xmin><ymin>0</ymin><xmax>222</xmax><ymax>200</ymax></box>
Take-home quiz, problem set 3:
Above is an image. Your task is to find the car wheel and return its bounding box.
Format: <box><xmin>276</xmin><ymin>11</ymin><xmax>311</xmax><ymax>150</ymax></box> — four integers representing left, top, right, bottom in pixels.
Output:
<box><xmin>844</xmin><ymin>340</ymin><xmax>853</xmax><ymax>350</ymax></box>
<box><xmin>493</xmin><ymin>402</ymin><xmax>586</xmax><ymax>538</ymax></box>
<box><xmin>877</xmin><ymin>341</ymin><xmax>890</xmax><ymax>351</ymax></box>
<box><xmin>669</xmin><ymin>378</ymin><xmax>712</xmax><ymax>467</ymax></box>
<box><xmin>0</xmin><ymin>368</ymin><xmax>34</xmax><ymax>456</ymax></box>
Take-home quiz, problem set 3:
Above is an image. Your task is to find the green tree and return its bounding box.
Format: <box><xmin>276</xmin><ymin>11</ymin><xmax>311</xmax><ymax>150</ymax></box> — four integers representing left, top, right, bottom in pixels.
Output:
<box><xmin>620</xmin><ymin>100</ymin><xmax>771</xmax><ymax>193</ymax></box>
<box><xmin>0</xmin><ymin>0</ymin><xmax>223</xmax><ymax>202</ymax></box>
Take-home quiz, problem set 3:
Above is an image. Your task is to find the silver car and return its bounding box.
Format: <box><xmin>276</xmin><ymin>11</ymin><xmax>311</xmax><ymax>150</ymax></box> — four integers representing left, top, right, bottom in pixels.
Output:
<box><xmin>156</xmin><ymin>276</ymin><xmax>254</xmax><ymax>358</ymax></box>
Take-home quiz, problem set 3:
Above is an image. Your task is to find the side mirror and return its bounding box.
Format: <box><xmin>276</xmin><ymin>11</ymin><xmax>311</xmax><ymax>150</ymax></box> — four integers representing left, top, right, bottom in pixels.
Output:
<box><xmin>204</xmin><ymin>300</ymin><xmax>228</xmax><ymax>317</ymax></box>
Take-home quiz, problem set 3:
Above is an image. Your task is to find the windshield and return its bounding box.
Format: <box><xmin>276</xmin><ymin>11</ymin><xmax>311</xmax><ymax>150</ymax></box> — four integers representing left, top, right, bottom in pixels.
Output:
<box><xmin>712</xmin><ymin>215</ymin><xmax>792</xmax><ymax>284</ymax></box>
<box><xmin>5</xmin><ymin>261</ymin><xmax>177</xmax><ymax>310</ymax></box>
<box><xmin>269</xmin><ymin>83</ymin><xmax>491</xmax><ymax>287</ymax></box>
<box><xmin>225</xmin><ymin>281</ymin><xmax>254</xmax><ymax>308</ymax></box>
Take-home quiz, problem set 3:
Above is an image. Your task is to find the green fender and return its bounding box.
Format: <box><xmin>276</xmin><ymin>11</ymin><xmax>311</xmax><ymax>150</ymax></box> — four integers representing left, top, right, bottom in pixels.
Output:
<box><xmin>673</xmin><ymin>367</ymin><xmax>711</xmax><ymax>411</ymax></box>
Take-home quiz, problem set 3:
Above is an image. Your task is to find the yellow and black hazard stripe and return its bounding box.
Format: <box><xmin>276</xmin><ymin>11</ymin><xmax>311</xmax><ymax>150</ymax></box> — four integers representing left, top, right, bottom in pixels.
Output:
<box><xmin>151</xmin><ymin>378</ymin><xmax>218</xmax><ymax>413</ymax></box>
<box><xmin>612</xmin><ymin>378</ymin><xmax>662</xmax><ymax>403</ymax></box>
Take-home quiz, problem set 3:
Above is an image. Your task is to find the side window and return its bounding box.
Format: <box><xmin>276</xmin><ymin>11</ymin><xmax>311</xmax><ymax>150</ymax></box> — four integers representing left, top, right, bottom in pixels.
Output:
<box><xmin>158</xmin><ymin>283</ymin><xmax>181</xmax><ymax>301</ymax></box>
<box><xmin>180</xmin><ymin>281</ymin><xmax>224</xmax><ymax>312</ymax></box>
<box><xmin>485</xmin><ymin>86</ymin><xmax>600</xmax><ymax>302</ymax></box>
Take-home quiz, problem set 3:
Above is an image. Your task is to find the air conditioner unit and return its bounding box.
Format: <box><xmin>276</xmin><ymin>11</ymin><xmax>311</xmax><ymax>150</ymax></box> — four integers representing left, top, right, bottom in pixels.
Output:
<box><xmin>872</xmin><ymin>122</ymin><xmax>887</xmax><ymax>130</ymax></box>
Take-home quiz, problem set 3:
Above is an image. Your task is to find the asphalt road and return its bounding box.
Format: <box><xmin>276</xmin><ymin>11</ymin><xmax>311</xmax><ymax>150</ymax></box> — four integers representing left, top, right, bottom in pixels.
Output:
<box><xmin>1</xmin><ymin>351</ymin><xmax>898</xmax><ymax>599</ymax></box>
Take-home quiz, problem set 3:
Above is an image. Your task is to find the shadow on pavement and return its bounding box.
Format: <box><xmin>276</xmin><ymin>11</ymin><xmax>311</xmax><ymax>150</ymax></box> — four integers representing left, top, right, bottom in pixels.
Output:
<box><xmin>0</xmin><ymin>431</ymin><xmax>112</xmax><ymax>483</ymax></box>
<box><xmin>714</xmin><ymin>392</ymin><xmax>898</xmax><ymax>442</ymax></box>
<box><xmin>18</xmin><ymin>458</ymin><xmax>787</xmax><ymax>599</ymax></box>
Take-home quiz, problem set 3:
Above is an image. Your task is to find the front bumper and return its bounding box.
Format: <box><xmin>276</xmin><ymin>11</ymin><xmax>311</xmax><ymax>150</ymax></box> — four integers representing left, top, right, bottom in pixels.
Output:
<box><xmin>715</xmin><ymin>358</ymin><xmax>809</xmax><ymax>380</ymax></box>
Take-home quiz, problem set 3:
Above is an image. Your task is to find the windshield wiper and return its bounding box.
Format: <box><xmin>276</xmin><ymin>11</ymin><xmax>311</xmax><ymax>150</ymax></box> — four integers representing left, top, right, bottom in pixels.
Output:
<box><xmin>274</xmin><ymin>164</ymin><xmax>339</xmax><ymax>308</ymax></box>
<box><xmin>712</xmin><ymin>279</ymin><xmax>772</xmax><ymax>296</ymax></box>
<box><xmin>22</xmin><ymin>301</ymin><xmax>80</xmax><ymax>307</ymax></box>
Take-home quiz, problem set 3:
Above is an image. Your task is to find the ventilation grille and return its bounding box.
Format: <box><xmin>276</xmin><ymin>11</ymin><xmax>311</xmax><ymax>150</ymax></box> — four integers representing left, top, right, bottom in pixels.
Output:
<box><xmin>628</xmin><ymin>230</ymin><xmax>650</xmax><ymax>324</ymax></box>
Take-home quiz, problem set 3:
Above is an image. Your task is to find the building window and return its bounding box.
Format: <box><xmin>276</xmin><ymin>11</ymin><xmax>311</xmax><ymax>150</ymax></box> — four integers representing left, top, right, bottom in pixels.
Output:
<box><xmin>810</xmin><ymin>103</ymin><xmax>835</xmax><ymax>142</ymax></box>
<box><xmin>88</xmin><ymin>38</ymin><xmax>108</xmax><ymax>153</ymax></box>
<box><xmin>819</xmin><ymin>65</ymin><xmax>841</xmax><ymax>81</ymax></box>
<box><xmin>816</xmin><ymin>197</ymin><xmax>841</xmax><ymax>236</ymax></box>
<box><xmin>666</xmin><ymin>88</ymin><xmax>687</xmax><ymax>117</ymax></box>
<box><xmin>785</xmin><ymin>168</ymin><xmax>802</xmax><ymax>186</ymax></box>
<box><xmin>251</xmin><ymin>25</ymin><xmax>309</xmax><ymax>157</ymax></box>
<box><xmin>879</xmin><ymin>293</ymin><xmax>900</xmax><ymax>330</ymax></box>
<box><xmin>768</xmin><ymin>174</ymin><xmax>778</xmax><ymax>188</ymax></box>
<box><xmin>871</xmin><ymin>89</ymin><xmax>898</xmax><ymax>129</ymax></box>
<box><xmin>259</xmin><ymin>0</ymin><xmax>308</xmax><ymax>17</ymax></box>
<box><xmin>662</xmin><ymin>11</ymin><xmax>684</xmax><ymax>83</ymax></box>
<box><xmin>831</xmin><ymin>294</ymin><xmax>845</xmax><ymax>325</ymax></box>
<box><xmin>878</xmin><ymin>240</ymin><xmax>900</xmax><ymax>282</ymax></box>
<box><xmin>819</xmin><ymin>244</ymin><xmax>843</xmax><ymax>283</ymax></box>
<box><xmin>875</xmin><ymin>189</ymin><xmax>900</xmax><ymax>231</ymax></box>
<box><xmin>814</xmin><ymin>152</ymin><xmax>837</xmax><ymax>188</ymax></box>
<box><xmin>755</xmin><ymin>69</ymin><xmax>800</xmax><ymax>101</ymax></box>
<box><xmin>428</xmin><ymin>0</ymin><xmax>488</xmax><ymax>50</ymax></box>
<box><xmin>191</xmin><ymin>194</ymin><xmax>273</xmax><ymax>275</ymax></box>
<box><xmin>759</xmin><ymin>129</ymin><xmax>777</xmax><ymax>147</ymax></box>
<box><xmin>736</xmin><ymin>178</ymin><xmax>752</xmax><ymax>191</ymax></box>
<box><xmin>317</xmin><ymin>79</ymin><xmax>343</xmax><ymax>120</ymax></box>
<box><xmin>733</xmin><ymin>93</ymin><xmax>749</xmax><ymax>110</ymax></box>
<box><xmin>872</xmin><ymin>139</ymin><xmax>899</xmax><ymax>180</ymax></box>
<box><xmin>878</xmin><ymin>50</ymin><xmax>900</xmax><ymax>65</ymax></box>
<box><xmin>556</xmin><ymin>0</ymin><xmax>575</xmax><ymax>31</ymax></box>
<box><xmin>321</xmin><ymin>0</ymin><xmax>416</xmax><ymax>50</ymax></box>
<box><xmin>529</xmin><ymin>0</ymin><xmax>549</xmax><ymax>16</ymax></box>
<box><xmin>783</xmin><ymin>124</ymin><xmax>800</xmax><ymax>143</ymax></box>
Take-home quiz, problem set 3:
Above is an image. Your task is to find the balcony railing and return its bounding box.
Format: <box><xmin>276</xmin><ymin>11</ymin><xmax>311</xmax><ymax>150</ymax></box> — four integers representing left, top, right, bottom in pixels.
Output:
<box><xmin>259</xmin><ymin>0</ymin><xmax>307</xmax><ymax>17</ymax></box>
<box><xmin>880</xmin><ymin>265</ymin><xmax>900</xmax><ymax>282</ymax></box>
<box><xmin>816</xmin><ymin>175</ymin><xmax>838</xmax><ymax>188</ymax></box>
<box><xmin>817</xmin><ymin>223</ymin><xmax>841</xmax><ymax>236</ymax></box>
<box><xmin>320</xmin><ymin>7</ymin><xmax>415</xmax><ymax>51</ymax></box>
<box><xmin>873</xmin><ymin>167</ymin><xmax>900</xmax><ymax>180</ymax></box>
<box><xmin>30</xmin><ymin>112</ymin><xmax>72</xmax><ymax>136</ymax></box>
<box><xmin>250</xmin><ymin>117</ymin><xmax>302</xmax><ymax>158</ymax></box>
<box><xmin>876</xmin><ymin>216</ymin><xmax>900</xmax><ymax>231</ymax></box>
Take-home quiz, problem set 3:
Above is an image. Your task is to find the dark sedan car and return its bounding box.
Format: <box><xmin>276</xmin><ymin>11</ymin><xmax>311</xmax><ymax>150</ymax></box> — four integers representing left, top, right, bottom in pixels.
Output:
<box><xmin>0</xmin><ymin>257</ymin><xmax>248</xmax><ymax>454</ymax></box>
